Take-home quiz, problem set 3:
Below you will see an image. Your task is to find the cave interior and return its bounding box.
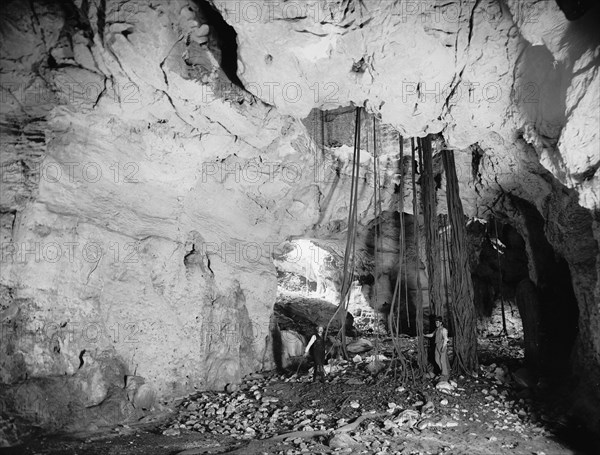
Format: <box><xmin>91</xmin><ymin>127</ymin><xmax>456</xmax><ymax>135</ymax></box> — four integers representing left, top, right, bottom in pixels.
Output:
<box><xmin>0</xmin><ymin>0</ymin><xmax>599</xmax><ymax>453</ymax></box>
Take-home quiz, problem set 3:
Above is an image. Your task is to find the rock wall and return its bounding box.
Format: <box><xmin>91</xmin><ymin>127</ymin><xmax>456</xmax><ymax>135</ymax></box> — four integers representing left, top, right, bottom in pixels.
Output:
<box><xmin>212</xmin><ymin>2</ymin><xmax>599</xmax><ymax>422</ymax></box>
<box><xmin>0</xmin><ymin>0</ymin><xmax>322</xmax><ymax>426</ymax></box>
<box><xmin>213</xmin><ymin>0</ymin><xmax>599</xmax><ymax>208</ymax></box>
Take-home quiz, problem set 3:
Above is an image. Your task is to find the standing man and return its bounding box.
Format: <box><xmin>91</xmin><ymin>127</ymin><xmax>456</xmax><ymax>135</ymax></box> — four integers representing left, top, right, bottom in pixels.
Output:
<box><xmin>304</xmin><ymin>325</ymin><xmax>326</xmax><ymax>383</ymax></box>
<box><xmin>425</xmin><ymin>316</ymin><xmax>450</xmax><ymax>381</ymax></box>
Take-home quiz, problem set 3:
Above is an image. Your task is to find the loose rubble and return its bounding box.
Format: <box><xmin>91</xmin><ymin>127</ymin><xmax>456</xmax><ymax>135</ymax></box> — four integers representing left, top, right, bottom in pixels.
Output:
<box><xmin>14</xmin><ymin>336</ymin><xmax>588</xmax><ymax>454</ymax></box>
<box><xmin>153</xmin><ymin>337</ymin><xmax>580</xmax><ymax>454</ymax></box>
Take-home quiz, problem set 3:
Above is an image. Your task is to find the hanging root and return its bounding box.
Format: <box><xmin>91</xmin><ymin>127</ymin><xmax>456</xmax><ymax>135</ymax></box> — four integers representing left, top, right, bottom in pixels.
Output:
<box><xmin>333</xmin><ymin>107</ymin><xmax>362</xmax><ymax>360</ymax></box>
<box><xmin>382</xmin><ymin>133</ymin><xmax>409</xmax><ymax>385</ymax></box>
<box><xmin>412</xmin><ymin>138</ymin><xmax>427</xmax><ymax>375</ymax></box>
<box><xmin>442</xmin><ymin>150</ymin><xmax>478</xmax><ymax>375</ymax></box>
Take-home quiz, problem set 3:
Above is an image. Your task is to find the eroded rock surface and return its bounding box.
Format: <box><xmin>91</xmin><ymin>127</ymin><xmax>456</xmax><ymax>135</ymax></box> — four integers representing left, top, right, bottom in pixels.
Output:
<box><xmin>0</xmin><ymin>0</ymin><xmax>598</xmax><ymax>434</ymax></box>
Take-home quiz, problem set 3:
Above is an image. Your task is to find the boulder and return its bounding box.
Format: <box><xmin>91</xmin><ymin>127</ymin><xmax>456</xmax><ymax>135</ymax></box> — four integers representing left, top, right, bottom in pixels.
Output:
<box><xmin>280</xmin><ymin>330</ymin><xmax>306</xmax><ymax>368</ymax></box>
<box><xmin>1</xmin><ymin>351</ymin><xmax>133</xmax><ymax>432</ymax></box>
<box><xmin>435</xmin><ymin>381</ymin><xmax>455</xmax><ymax>394</ymax></box>
<box><xmin>133</xmin><ymin>384</ymin><xmax>156</xmax><ymax>411</ymax></box>
<box><xmin>274</xmin><ymin>296</ymin><xmax>356</xmax><ymax>339</ymax></box>
<box><xmin>513</xmin><ymin>368</ymin><xmax>537</xmax><ymax>389</ymax></box>
<box><xmin>395</xmin><ymin>409</ymin><xmax>420</xmax><ymax>428</ymax></box>
<box><xmin>346</xmin><ymin>338</ymin><xmax>373</xmax><ymax>354</ymax></box>
<box><xmin>125</xmin><ymin>376</ymin><xmax>146</xmax><ymax>403</ymax></box>
<box><xmin>0</xmin><ymin>415</ymin><xmax>20</xmax><ymax>447</ymax></box>
<box><xmin>366</xmin><ymin>359</ymin><xmax>386</xmax><ymax>375</ymax></box>
<box><xmin>124</xmin><ymin>376</ymin><xmax>156</xmax><ymax>414</ymax></box>
<box><xmin>329</xmin><ymin>432</ymin><xmax>359</xmax><ymax>449</ymax></box>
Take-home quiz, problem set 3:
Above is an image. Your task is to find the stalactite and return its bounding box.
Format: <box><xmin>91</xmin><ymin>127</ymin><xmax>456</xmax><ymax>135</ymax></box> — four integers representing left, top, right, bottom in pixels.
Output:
<box><xmin>419</xmin><ymin>135</ymin><xmax>444</xmax><ymax>317</ymax></box>
<box><xmin>442</xmin><ymin>150</ymin><xmax>478</xmax><ymax>375</ymax></box>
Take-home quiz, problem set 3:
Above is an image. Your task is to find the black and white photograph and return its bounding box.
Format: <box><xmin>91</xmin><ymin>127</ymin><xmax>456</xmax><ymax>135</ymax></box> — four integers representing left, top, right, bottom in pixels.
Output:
<box><xmin>0</xmin><ymin>0</ymin><xmax>599</xmax><ymax>453</ymax></box>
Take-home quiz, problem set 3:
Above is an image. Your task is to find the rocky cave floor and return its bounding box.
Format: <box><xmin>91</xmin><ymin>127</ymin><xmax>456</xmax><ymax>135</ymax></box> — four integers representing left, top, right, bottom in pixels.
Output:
<box><xmin>6</xmin><ymin>336</ymin><xmax>600</xmax><ymax>455</ymax></box>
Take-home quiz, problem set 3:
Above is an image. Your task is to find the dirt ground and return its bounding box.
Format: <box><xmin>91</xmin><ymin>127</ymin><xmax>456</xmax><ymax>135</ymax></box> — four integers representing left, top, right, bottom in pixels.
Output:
<box><xmin>5</xmin><ymin>336</ymin><xmax>600</xmax><ymax>455</ymax></box>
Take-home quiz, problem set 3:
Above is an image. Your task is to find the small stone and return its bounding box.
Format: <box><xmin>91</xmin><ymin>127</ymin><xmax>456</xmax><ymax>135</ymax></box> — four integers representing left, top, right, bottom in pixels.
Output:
<box><xmin>383</xmin><ymin>419</ymin><xmax>395</xmax><ymax>430</ymax></box>
<box><xmin>440</xmin><ymin>399</ymin><xmax>449</xmax><ymax>406</ymax></box>
<box><xmin>350</xmin><ymin>401</ymin><xmax>360</xmax><ymax>409</ymax></box>
<box><xmin>436</xmin><ymin>381</ymin><xmax>454</xmax><ymax>393</ymax></box>
<box><xmin>366</xmin><ymin>359</ymin><xmax>386</xmax><ymax>374</ymax></box>
<box><xmin>422</xmin><ymin>401</ymin><xmax>435</xmax><ymax>413</ymax></box>
<box><xmin>163</xmin><ymin>428</ymin><xmax>180</xmax><ymax>436</ymax></box>
<box><xmin>225</xmin><ymin>383</ymin><xmax>239</xmax><ymax>393</ymax></box>
<box><xmin>395</xmin><ymin>409</ymin><xmax>420</xmax><ymax>428</ymax></box>
<box><xmin>186</xmin><ymin>402</ymin><xmax>199</xmax><ymax>411</ymax></box>
<box><xmin>329</xmin><ymin>433</ymin><xmax>358</xmax><ymax>449</ymax></box>
<box><xmin>416</xmin><ymin>418</ymin><xmax>433</xmax><ymax>430</ymax></box>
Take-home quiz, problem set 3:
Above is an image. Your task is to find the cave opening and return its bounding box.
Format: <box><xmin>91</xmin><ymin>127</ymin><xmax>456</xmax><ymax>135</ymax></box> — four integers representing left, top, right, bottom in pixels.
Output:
<box><xmin>508</xmin><ymin>196</ymin><xmax>581</xmax><ymax>379</ymax></box>
<box><xmin>469</xmin><ymin>218</ymin><xmax>529</xmax><ymax>375</ymax></box>
<box><xmin>271</xmin><ymin>238</ymin><xmax>368</xmax><ymax>371</ymax></box>
<box><xmin>194</xmin><ymin>0</ymin><xmax>244</xmax><ymax>88</ymax></box>
<box><xmin>272</xmin><ymin>238</ymin><xmax>374</xmax><ymax>330</ymax></box>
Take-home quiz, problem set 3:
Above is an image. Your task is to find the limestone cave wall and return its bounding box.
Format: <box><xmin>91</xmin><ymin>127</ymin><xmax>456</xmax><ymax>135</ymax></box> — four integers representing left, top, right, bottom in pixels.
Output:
<box><xmin>0</xmin><ymin>0</ymin><xmax>598</xmax><ymax>431</ymax></box>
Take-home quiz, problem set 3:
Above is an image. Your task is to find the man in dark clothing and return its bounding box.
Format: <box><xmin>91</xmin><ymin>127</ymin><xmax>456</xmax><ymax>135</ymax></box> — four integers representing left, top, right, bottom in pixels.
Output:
<box><xmin>304</xmin><ymin>325</ymin><xmax>326</xmax><ymax>383</ymax></box>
